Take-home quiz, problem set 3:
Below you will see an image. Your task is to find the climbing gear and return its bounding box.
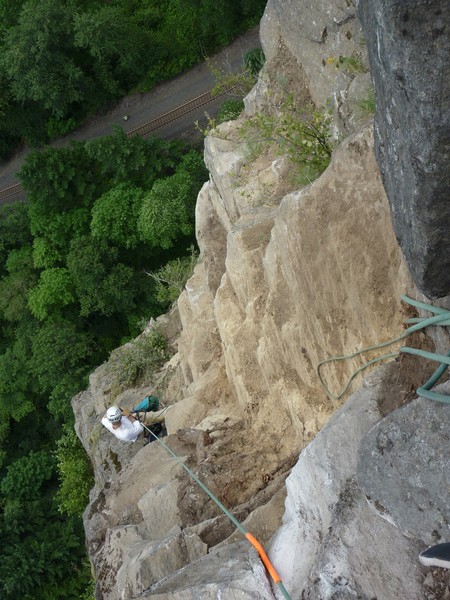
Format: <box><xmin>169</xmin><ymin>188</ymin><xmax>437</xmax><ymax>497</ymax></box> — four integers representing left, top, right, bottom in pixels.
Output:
<box><xmin>317</xmin><ymin>295</ymin><xmax>450</xmax><ymax>403</ymax></box>
<box><xmin>142</xmin><ymin>421</ymin><xmax>167</xmax><ymax>445</ymax></box>
<box><xmin>131</xmin><ymin>395</ymin><xmax>159</xmax><ymax>413</ymax></box>
<box><xmin>131</xmin><ymin>395</ymin><xmax>168</xmax><ymax>444</ymax></box>
<box><xmin>106</xmin><ymin>406</ymin><xmax>122</xmax><ymax>422</ymax></box>
<box><xmin>141</xmin><ymin>421</ymin><xmax>292</xmax><ymax>600</ymax></box>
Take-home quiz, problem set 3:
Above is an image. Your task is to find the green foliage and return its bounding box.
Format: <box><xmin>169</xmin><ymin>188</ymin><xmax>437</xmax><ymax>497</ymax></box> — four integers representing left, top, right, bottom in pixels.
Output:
<box><xmin>0</xmin><ymin>336</ymin><xmax>36</xmax><ymax>421</ymax></box>
<box><xmin>0</xmin><ymin>246</ymin><xmax>37</xmax><ymax>322</ymax></box>
<box><xmin>28</xmin><ymin>268</ymin><xmax>75</xmax><ymax>320</ymax></box>
<box><xmin>30</xmin><ymin>318</ymin><xmax>93</xmax><ymax>397</ymax></box>
<box><xmin>84</xmin><ymin>128</ymin><xmax>182</xmax><ymax>188</ymax></box>
<box><xmin>138</xmin><ymin>150</ymin><xmax>207</xmax><ymax>249</ymax></box>
<box><xmin>90</xmin><ymin>183</ymin><xmax>145</xmax><ymax>249</ymax></box>
<box><xmin>0</xmin><ymin>202</ymin><xmax>31</xmax><ymax>274</ymax></box>
<box><xmin>55</xmin><ymin>425</ymin><xmax>93</xmax><ymax>517</ymax></box>
<box><xmin>0</xmin><ymin>448</ymin><xmax>89</xmax><ymax>600</ymax></box>
<box><xmin>74</xmin><ymin>6</ymin><xmax>152</xmax><ymax>93</ymax></box>
<box><xmin>109</xmin><ymin>328</ymin><xmax>170</xmax><ymax>390</ymax></box>
<box><xmin>357</xmin><ymin>87</ymin><xmax>375</xmax><ymax>117</ymax></box>
<box><xmin>243</xmin><ymin>48</ymin><xmax>265</xmax><ymax>78</ymax></box>
<box><xmin>238</xmin><ymin>96</ymin><xmax>334</xmax><ymax>185</ymax></box>
<box><xmin>217</xmin><ymin>99</ymin><xmax>245</xmax><ymax>124</ymax></box>
<box><xmin>147</xmin><ymin>246</ymin><xmax>199</xmax><ymax>306</ymax></box>
<box><xmin>32</xmin><ymin>237</ymin><xmax>63</xmax><ymax>269</ymax></box>
<box><xmin>1</xmin><ymin>449</ymin><xmax>55</xmax><ymax>501</ymax></box>
<box><xmin>67</xmin><ymin>237</ymin><xmax>136</xmax><ymax>317</ymax></box>
<box><xmin>45</xmin><ymin>116</ymin><xmax>78</xmax><ymax>140</ymax></box>
<box><xmin>0</xmin><ymin>0</ymin><xmax>86</xmax><ymax>118</ymax></box>
<box><xmin>326</xmin><ymin>54</ymin><xmax>366</xmax><ymax>75</ymax></box>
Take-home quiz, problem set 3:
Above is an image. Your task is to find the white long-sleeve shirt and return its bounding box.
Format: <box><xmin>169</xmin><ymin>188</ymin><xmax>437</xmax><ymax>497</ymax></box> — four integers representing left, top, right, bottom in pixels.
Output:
<box><xmin>101</xmin><ymin>415</ymin><xmax>144</xmax><ymax>442</ymax></box>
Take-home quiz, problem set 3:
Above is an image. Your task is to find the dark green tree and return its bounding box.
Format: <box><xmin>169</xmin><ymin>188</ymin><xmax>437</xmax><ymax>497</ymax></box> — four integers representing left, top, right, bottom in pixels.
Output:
<box><xmin>0</xmin><ymin>450</ymin><xmax>89</xmax><ymax>600</ymax></box>
<box><xmin>0</xmin><ymin>0</ymin><xmax>87</xmax><ymax>118</ymax></box>
<box><xmin>67</xmin><ymin>236</ymin><xmax>136</xmax><ymax>318</ymax></box>
<box><xmin>28</xmin><ymin>268</ymin><xmax>76</xmax><ymax>321</ymax></box>
<box><xmin>138</xmin><ymin>150</ymin><xmax>208</xmax><ymax>249</ymax></box>
<box><xmin>0</xmin><ymin>246</ymin><xmax>37</xmax><ymax>322</ymax></box>
<box><xmin>74</xmin><ymin>5</ymin><xmax>152</xmax><ymax>94</ymax></box>
<box><xmin>90</xmin><ymin>183</ymin><xmax>145</xmax><ymax>249</ymax></box>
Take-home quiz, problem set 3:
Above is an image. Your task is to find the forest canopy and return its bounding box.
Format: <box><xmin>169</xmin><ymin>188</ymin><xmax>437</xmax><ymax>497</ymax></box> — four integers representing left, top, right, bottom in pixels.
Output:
<box><xmin>0</xmin><ymin>0</ymin><xmax>266</xmax><ymax>159</ymax></box>
<box><xmin>0</xmin><ymin>131</ymin><xmax>208</xmax><ymax>599</ymax></box>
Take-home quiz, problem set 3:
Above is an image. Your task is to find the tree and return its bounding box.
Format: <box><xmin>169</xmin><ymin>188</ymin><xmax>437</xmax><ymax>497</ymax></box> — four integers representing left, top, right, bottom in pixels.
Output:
<box><xmin>0</xmin><ymin>0</ymin><xmax>88</xmax><ymax>118</ymax></box>
<box><xmin>28</xmin><ymin>268</ymin><xmax>76</xmax><ymax>320</ymax></box>
<box><xmin>0</xmin><ymin>449</ymin><xmax>89</xmax><ymax>600</ymax></box>
<box><xmin>90</xmin><ymin>183</ymin><xmax>145</xmax><ymax>249</ymax></box>
<box><xmin>20</xmin><ymin>144</ymin><xmax>97</xmax><ymax>262</ymax></box>
<box><xmin>30</xmin><ymin>318</ymin><xmax>93</xmax><ymax>399</ymax></box>
<box><xmin>67</xmin><ymin>236</ymin><xmax>136</xmax><ymax>317</ymax></box>
<box><xmin>0</xmin><ymin>246</ymin><xmax>37</xmax><ymax>323</ymax></box>
<box><xmin>138</xmin><ymin>150</ymin><xmax>207</xmax><ymax>249</ymax></box>
<box><xmin>0</xmin><ymin>336</ymin><xmax>36</xmax><ymax>422</ymax></box>
<box><xmin>74</xmin><ymin>5</ymin><xmax>152</xmax><ymax>93</ymax></box>
<box><xmin>0</xmin><ymin>202</ymin><xmax>31</xmax><ymax>275</ymax></box>
<box><xmin>84</xmin><ymin>128</ymin><xmax>183</xmax><ymax>189</ymax></box>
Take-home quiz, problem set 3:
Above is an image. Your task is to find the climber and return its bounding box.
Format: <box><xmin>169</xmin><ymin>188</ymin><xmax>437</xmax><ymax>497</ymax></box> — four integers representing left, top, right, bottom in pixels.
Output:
<box><xmin>101</xmin><ymin>406</ymin><xmax>144</xmax><ymax>443</ymax></box>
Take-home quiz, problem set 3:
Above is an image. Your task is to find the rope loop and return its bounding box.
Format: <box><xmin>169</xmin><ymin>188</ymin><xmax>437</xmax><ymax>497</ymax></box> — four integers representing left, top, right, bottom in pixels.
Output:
<box><xmin>317</xmin><ymin>295</ymin><xmax>450</xmax><ymax>402</ymax></box>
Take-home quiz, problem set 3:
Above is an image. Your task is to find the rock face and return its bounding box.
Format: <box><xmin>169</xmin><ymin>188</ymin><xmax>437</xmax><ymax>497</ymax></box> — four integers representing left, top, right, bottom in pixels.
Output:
<box><xmin>269</xmin><ymin>374</ymin><xmax>450</xmax><ymax>600</ymax></box>
<box><xmin>72</xmin><ymin>1</ymin><xmax>450</xmax><ymax>598</ymax></box>
<box><xmin>357</xmin><ymin>0</ymin><xmax>450</xmax><ymax>298</ymax></box>
<box><xmin>358</xmin><ymin>388</ymin><xmax>450</xmax><ymax>546</ymax></box>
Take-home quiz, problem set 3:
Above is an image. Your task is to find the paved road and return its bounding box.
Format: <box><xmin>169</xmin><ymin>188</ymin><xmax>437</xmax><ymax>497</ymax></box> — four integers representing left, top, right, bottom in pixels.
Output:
<box><xmin>0</xmin><ymin>27</ymin><xmax>260</xmax><ymax>196</ymax></box>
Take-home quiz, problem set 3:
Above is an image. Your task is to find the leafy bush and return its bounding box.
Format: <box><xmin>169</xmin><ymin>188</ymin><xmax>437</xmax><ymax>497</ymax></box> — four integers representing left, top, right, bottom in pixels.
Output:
<box><xmin>55</xmin><ymin>426</ymin><xmax>93</xmax><ymax>517</ymax></box>
<box><xmin>238</xmin><ymin>95</ymin><xmax>334</xmax><ymax>185</ymax></box>
<box><xmin>147</xmin><ymin>246</ymin><xmax>198</xmax><ymax>306</ymax></box>
<box><xmin>217</xmin><ymin>99</ymin><xmax>245</xmax><ymax>123</ymax></box>
<box><xmin>357</xmin><ymin>87</ymin><xmax>375</xmax><ymax>117</ymax></box>
<box><xmin>45</xmin><ymin>117</ymin><xmax>78</xmax><ymax>140</ymax></box>
<box><xmin>109</xmin><ymin>328</ymin><xmax>170</xmax><ymax>390</ymax></box>
<box><xmin>243</xmin><ymin>48</ymin><xmax>265</xmax><ymax>78</ymax></box>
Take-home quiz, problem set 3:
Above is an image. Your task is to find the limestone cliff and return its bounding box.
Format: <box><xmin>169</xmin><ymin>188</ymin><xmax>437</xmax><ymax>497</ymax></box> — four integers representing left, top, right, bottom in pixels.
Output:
<box><xmin>73</xmin><ymin>1</ymin><xmax>449</xmax><ymax>599</ymax></box>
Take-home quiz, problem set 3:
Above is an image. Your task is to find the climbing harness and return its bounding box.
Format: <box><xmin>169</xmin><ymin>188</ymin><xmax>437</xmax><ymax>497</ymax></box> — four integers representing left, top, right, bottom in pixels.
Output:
<box><xmin>142</xmin><ymin>421</ymin><xmax>293</xmax><ymax>600</ymax></box>
<box><xmin>317</xmin><ymin>295</ymin><xmax>450</xmax><ymax>403</ymax></box>
<box><xmin>131</xmin><ymin>396</ymin><xmax>168</xmax><ymax>444</ymax></box>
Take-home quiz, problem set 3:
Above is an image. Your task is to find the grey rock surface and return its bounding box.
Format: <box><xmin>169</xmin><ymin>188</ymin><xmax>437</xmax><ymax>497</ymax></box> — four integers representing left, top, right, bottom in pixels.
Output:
<box><xmin>259</xmin><ymin>0</ymin><xmax>372</xmax><ymax>135</ymax></box>
<box><xmin>136</xmin><ymin>542</ymin><xmax>275</xmax><ymax>599</ymax></box>
<box><xmin>268</xmin><ymin>367</ymin><xmax>426</xmax><ymax>600</ymax></box>
<box><xmin>357</xmin><ymin>0</ymin><xmax>450</xmax><ymax>297</ymax></box>
<box><xmin>358</xmin><ymin>381</ymin><xmax>450</xmax><ymax>545</ymax></box>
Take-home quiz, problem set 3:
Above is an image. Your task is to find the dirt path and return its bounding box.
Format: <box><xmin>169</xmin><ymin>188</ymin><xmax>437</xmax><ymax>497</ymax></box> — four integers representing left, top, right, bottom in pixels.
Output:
<box><xmin>0</xmin><ymin>27</ymin><xmax>261</xmax><ymax>194</ymax></box>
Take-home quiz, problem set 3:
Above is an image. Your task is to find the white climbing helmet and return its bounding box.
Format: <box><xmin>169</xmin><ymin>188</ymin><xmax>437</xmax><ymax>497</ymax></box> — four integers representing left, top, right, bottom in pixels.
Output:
<box><xmin>106</xmin><ymin>406</ymin><xmax>122</xmax><ymax>423</ymax></box>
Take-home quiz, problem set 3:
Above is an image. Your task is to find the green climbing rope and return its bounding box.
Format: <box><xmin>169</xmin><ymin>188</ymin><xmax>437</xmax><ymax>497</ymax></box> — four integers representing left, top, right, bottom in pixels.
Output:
<box><xmin>143</xmin><ymin>423</ymin><xmax>292</xmax><ymax>600</ymax></box>
<box><xmin>317</xmin><ymin>295</ymin><xmax>450</xmax><ymax>403</ymax></box>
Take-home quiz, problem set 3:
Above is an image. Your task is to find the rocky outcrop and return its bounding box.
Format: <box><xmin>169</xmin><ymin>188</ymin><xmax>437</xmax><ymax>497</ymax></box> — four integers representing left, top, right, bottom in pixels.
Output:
<box><xmin>357</xmin><ymin>0</ymin><xmax>450</xmax><ymax>298</ymax></box>
<box><xmin>72</xmin><ymin>1</ymin><xmax>450</xmax><ymax>598</ymax></box>
<box><xmin>259</xmin><ymin>0</ymin><xmax>372</xmax><ymax>133</ymax></box>
<box><xmin>358</xmin><ymin>390</ymin><xmax>450</xmax><ymax>546</ymax></box>
<box><xmin>268</xmin><ymin>376</ymin><xmax>450</xmax><ymax>600</ymax></box>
